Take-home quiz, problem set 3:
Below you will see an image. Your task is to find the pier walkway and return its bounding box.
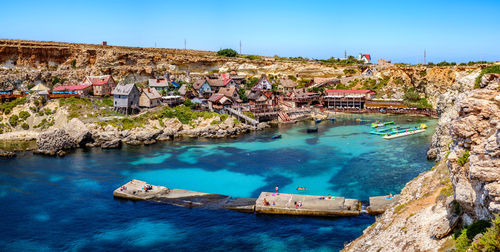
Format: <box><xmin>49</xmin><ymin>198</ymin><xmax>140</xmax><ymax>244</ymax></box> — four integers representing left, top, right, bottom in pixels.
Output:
<box><xmin>113</xmin><ymin>180</ymin><xmax>400</xmax><ymax>218</ymax></box>
<box><xmin>225</xmin><ymin>107</ymin><xmax>259</xmax><ymax>126</ymax></box>
<box><xmin>255</xmin><ymin>192</ymin><xmax>360</xmax><ymax>217</ymax></box>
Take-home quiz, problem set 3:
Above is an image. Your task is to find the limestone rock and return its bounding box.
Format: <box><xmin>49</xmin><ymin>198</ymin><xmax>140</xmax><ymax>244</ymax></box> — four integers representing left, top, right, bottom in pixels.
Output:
<box><xmin>35</xmin><ymin>129</ymin><xmax>77</xmax><ymax>156</ymax></box>
<box><xmin>0</xmin><ymin>149</ymin><xmax>16</xmax><ymax>158</ymax></box>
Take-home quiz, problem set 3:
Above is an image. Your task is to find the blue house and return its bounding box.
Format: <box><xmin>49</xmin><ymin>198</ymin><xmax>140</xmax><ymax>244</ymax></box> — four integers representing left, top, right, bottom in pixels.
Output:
<box><xmin>193</xmin><ymin>79</ymin><xmax>213</xmax><ymax>98</ymax></box>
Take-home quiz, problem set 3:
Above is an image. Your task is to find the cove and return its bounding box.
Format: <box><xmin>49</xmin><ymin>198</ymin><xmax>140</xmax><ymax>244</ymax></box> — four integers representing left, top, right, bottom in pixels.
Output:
<box><xmin>0</xmin><ymin>113</ymin><xmax>436</xmax><ymax>251</ymax></box>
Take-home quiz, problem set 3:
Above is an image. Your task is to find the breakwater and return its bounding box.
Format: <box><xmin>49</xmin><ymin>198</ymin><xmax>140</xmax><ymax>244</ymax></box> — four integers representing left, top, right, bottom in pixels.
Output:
<box><xmin>113</xmin><ymin>180</ymin><xmax>399</xmax><ymax>217</ymax></box>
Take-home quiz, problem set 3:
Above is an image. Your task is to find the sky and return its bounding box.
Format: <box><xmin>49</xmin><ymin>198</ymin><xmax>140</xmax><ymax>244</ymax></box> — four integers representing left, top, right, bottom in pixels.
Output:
<box><xmin>1</xmin><ymin>0</ymin><xmax>499</xmax><ymax>63</ymax></box>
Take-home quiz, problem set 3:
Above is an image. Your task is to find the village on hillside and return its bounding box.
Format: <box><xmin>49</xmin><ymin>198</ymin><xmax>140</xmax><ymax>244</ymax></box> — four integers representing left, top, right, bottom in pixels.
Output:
<box><xmin>0</xmin><ymin>53</ymin><xmax>436</xmax><ymax>130</ymax></box>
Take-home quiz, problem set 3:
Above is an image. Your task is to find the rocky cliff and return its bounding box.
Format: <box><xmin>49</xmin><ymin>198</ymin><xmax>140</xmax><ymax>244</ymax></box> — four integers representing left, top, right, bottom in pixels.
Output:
<box><xmin>344</xmin><ymin>74</ymin><xmax>500</xmax><ymax>251</ymax></box>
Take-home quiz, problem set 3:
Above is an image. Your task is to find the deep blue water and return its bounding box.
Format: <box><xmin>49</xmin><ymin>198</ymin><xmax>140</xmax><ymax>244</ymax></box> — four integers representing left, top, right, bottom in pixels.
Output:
<box><xmin>0</xmin><ymin>114</ymin><xmax>436</xmax><ymax>251</ymax></box>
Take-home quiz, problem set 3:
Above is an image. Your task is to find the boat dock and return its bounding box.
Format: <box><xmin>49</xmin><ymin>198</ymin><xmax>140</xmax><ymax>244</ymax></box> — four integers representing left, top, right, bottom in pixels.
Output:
<box><xmin>382</xmin><ymin>129</ymin><xmax>426</xmax><ymax>139</ymax></box>
<box><xmin>255</xmin><ymin>192</ymin><xmax>360</xmax><ymax>217</ymax></box>
<box><xmin>113</xmin><ymin>180</ymin><xmax>400</xmax><ymax>217</ymax></box>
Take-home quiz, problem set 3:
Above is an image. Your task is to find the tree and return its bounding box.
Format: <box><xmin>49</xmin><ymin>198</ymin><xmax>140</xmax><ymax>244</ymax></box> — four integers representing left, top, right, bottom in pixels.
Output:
<box><xmin>217</xmin><ymin>48</ymin><xmax>238</xmax><ymax>57</ymax></box>
<box><xmin>237</xmin><ymin>88</ymin><xmax>248</xmax><ymax>103</ymax></box>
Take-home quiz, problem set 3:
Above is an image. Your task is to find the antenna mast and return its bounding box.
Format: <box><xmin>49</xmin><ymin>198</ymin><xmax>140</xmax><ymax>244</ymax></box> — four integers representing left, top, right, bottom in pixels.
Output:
<box><xmin>240</xmin><ymin>40</ymin><xmax>242</xmax><ymax>54</ymax></box>
<box><xmin>184</xmin><ymin>39</ymin><xmax>186</xmax><ymax>50</ymax></box>
<box><xmin>424</xmin><ymin>49</ymin><xmax>427</xmax><ymax>65</ymax></box>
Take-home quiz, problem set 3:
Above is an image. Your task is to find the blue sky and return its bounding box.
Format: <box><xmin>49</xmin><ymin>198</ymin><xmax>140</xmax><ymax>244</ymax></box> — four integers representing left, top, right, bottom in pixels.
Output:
<box><xmin>1</xmin><ymin>0</ymin><xmax>499</xmax><ymax>63</ymax></box>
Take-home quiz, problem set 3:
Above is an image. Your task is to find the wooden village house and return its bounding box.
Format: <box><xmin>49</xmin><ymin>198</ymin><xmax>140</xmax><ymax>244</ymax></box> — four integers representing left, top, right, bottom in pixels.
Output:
<box><xmin>148</xmin><ymin>78</ymin><xmax>169</xmax><ymax>93</ymax></box>
<box><xmin>139</xmin><ymin>88</ymin><xmax>162</xmax><ymax>108</ymax></box>
<box><xmin>112</xmin><ymin>84</ymin><xmax>141</xmax><ymax>114</ymax></box>
<box><xmin>82</xmin><ymin>75</ymin><xmax>117</xmax><ymax>96</ymax></box>
<box><xmin>193</xmin><ymin>79</ymin><xmax>213</xmax><ymax>98</ymax></box>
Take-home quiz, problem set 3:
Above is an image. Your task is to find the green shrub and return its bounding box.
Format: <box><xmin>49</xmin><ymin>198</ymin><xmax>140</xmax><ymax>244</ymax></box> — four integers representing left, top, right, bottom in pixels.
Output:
<box><xmin>343</xmin><ymin>69</ymin><xmax>356</xmax><ymax>75</ymax></box>
<box><xmin>19</xmin><ymin>111</ymin><xmax>30</xmax><ymax>121</ymax></box>
<box><xmin>220</xmin><ymin>114</ymin><xmax>228</xmax><ymax>122</ymax></box>
<box><xmin>471</xmin><ymin>214</ymin><xmax>500</xmax><ymax>251</ymax></box>
<box><xmin>0</xmin><ymin>97</ymin><xmax>26</xmax><ymax>115</ymax></box>
<box><xmin>455</xmin><ymin>229</ymin><xmax>470</xmax><ymax>252</ymax></box>
<box><xmin>21</xmin><ymin>122</ymin><xmax>29</xmax><ymax>130</ymax></box>
<box><xmin>9</xmin><ymin>115</ymin><xmax>19</xmax><ymax>127</ymax></box>
<box><xmin>458</xmin><ymin>150</ymin><xmax>470</xmax><ymax>166</ymax></box>
<box><xmin>474</xmin><ymin>65</ymin><xmax>500</xmax><ymax>89</ymax></box>
<box><xmin>217</xmin><ymin>48</ymin><xmax>238</xmax><ymax>57</ymax></box>
<box><xmin>71</xmin><ymin>59</ymin><xmax>77</xmax><ymax>68</ymax></box>
<box><xmin>243</xmin><ymin>111</ymin><xmax>255</xmax><ymax>119</ymax></box>
<box><xmin>243</xmin><ymin>55</ymin><xmax>260</xmax><ymax>60</ymax></box>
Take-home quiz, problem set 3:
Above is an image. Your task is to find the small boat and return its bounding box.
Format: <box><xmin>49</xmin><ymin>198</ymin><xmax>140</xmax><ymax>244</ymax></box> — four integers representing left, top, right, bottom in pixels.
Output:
<box><xmin>307</xmin><ymin>128</ymin><xmax>318</xmax><ymax>133</ymax></box>
<box><xmin>272</xmin><ymin>134</ymin><xmax>282</xmax><ymax>139</ymax></box>
<box><xmin>315</xmin><ymin>119</ymin><xmax>322</xmax><ymax>124</ymax></box>
<box><xmin>330</xmin><ymin>118</ymin><xmax>336</xmax><ymax>121</ymax></box>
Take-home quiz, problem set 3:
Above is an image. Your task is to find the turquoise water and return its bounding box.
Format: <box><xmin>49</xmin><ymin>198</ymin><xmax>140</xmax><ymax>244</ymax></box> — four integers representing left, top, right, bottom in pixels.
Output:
<box><xmin>0</xmin><ymin>113</ymin><xmax>436</xmax><ymax>251</ymax></box>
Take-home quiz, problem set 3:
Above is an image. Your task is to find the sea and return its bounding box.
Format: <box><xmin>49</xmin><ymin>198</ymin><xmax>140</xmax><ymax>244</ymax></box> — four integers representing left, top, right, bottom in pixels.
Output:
<box><xmin>0</xmin><ymin>113</ymin><xmax>436</xmax><ymax>251</ymax></box>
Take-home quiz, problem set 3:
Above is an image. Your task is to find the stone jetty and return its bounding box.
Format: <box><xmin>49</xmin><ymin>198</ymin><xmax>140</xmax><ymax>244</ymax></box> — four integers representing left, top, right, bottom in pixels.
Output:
<box><xmin>367</xmin><ymin>195</ymin><xmax>401</xmax><ymax>214</ymax></box>
<box><xmin>114</xmin><ymin>180</ymin><xmax>399</xmax><ymax>217</ymax></box>
<box><xmin>255</xmin><ymin>192</ymin><xmax>361</xmax><ymax>217</ymax></box>
<box><xmin>113</xmin><ymin>179</ymin><xmax>170</xmax><ymax>200</ymax></box>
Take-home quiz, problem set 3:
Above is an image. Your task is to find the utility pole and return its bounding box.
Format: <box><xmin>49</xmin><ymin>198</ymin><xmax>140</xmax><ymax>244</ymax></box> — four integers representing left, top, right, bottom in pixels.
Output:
<box><xmin>184</xmin><ymin>39</ymin><xmax>186</xmax><ymax>50</ymax></box>
<box><xmin>239</xmin><ymin>40</ymin><xmax>242</xmax><ymax>54</ymax></box>
<box><xmin>424</xmin><ymin>49</ymin><xmax>427</xmax><ymax>65</ymax></box>
<box><xmin>344</xmin><ymin>50</ymin><xmax>347</xmax><ymax>59</ymax></box>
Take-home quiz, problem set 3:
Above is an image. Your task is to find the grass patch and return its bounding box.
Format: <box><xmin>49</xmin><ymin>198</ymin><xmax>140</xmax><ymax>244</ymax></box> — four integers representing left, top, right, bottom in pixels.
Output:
<box><xmin>474</xmin><ymin>65</ymin><xmax>500</xmax><ymax>89</ymax></box>
<box><xmin>457</xmin><ymin>150</ymin><xmax>470</xmax><ymax>166</ymax></box>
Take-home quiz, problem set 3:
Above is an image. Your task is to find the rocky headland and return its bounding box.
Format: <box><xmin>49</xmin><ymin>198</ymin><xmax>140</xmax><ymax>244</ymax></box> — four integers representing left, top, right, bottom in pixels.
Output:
<box><xmin>344</xmin><ymin>73</ymin><xmax>500</xmax><ymax>251</ymax></box>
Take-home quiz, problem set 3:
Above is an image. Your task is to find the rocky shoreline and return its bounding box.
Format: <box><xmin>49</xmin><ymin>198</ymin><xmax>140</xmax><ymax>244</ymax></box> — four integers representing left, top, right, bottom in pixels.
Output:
<box><xmin>21</xmin><ymin>116</ymin><xmax>269</xmax><ymax>157</ymax></box>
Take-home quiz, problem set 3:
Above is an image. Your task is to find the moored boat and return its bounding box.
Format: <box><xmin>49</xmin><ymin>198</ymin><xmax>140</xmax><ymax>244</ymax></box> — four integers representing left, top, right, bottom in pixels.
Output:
<box><xmin>307</xmin><ymin>128</ymin><xmax>318</xmax><ymax>133</ymax></box>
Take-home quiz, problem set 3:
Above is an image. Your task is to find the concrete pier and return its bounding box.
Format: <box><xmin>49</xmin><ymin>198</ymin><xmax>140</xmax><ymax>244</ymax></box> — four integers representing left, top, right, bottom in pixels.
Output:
<box><xmin>114</xmin><ymin>180</ymin><xmax>397</xmax><ymax>217</ymax></box>
<box><xmin>255</xmin><ymin>192</ymin><xmax>360</xmax><ymax>217</ymax></box>
<box><xmin>367</xmin><ymin>195</ymin><xmax>401</xmax><ymax>214</ymax></box>
<box><xmin>113</xmin><ymin>179</ymin><xmax>170</xmax><ymax>200</ymax></box>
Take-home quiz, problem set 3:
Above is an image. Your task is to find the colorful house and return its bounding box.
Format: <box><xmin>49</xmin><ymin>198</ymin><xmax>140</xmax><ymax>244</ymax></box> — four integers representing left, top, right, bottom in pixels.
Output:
<box><xmin>53</xmin><ymin>84</ymin><xmax>92</xmax><ymax>96</ymax></box>
<box><xmin>82</xmin><ymin>75</ymin><xmax>117</xmax><ymax>96</ymax></box>
<box><xmin>193</xmin><ymin>79</ymin><xmax>213</xmax><ymax>98</ymax></box>
<box><xmin>217</xmin><ymin>86</ymin><xmax>240</xmax><ymax>103</ymax></box>
<box><xmin>252</xmin><ymin>74</ymin><xmax>273</xmax><ymax>91</ymax></box>
<box><xmin>358</xmin><ymin>54</ymin><xmax>371</xmax><ymax>64</ymax></box>
<box><xmin>324</xmin><ymin>89</ymin><xmax>374</xmax><ymax>109</ymax></box>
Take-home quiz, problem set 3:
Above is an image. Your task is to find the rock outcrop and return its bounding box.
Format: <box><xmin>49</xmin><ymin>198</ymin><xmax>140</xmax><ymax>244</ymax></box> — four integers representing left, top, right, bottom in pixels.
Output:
<box><xmin>344</xmin><ymin>73</ymin><xmax>500</xmax><ymax>252</ymax></box>
<box><xmin>35</xmin><ymin>129</ymin><xmax>77</xmax><ymax>156</ymax></box>
<box><xmin>446</xmin><ymin>73</ymin><xmax>500</xmax><ymax>222</ymax></box>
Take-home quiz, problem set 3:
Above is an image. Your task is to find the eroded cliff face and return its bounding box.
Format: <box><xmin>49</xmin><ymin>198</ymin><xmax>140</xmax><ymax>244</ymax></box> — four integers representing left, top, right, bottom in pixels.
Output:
<box><xmin>446</xmin><ymin>73</ymin><xmax>500</xmax><ymax>222</ymax></box>
<box><xmin>344</xmin><ymin>74</ymin><xmax>500</xmax><ymax>252</ymax></box>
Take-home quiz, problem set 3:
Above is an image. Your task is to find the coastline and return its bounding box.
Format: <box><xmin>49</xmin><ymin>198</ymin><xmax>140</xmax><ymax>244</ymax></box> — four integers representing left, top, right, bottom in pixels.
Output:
<box><xmin>0</xmin><ymin>109</ymin><xmax>437</xmax><ymax>158</ymax></box>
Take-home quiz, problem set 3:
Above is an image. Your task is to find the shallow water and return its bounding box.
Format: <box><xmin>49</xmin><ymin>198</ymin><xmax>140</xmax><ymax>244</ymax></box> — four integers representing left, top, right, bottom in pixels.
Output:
<box><xmin>0</xmin><ymin>113</ymin><xmax>436</xmax><ymax>251</ymax></box>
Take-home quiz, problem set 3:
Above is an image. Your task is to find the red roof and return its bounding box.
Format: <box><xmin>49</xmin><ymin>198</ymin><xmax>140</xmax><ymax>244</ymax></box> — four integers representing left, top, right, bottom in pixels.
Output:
<box><xmin>53</xmin><ymin>84</ymin><xmax>91</xmax><ymax>91</ymax></box>
<box><xmin>223</xmin><ymin>78</ymin><xmax>232</xmax><ymax>85</ymax></box>
<box><xmin>306</xmin><ymin>92</ymin><xmax>320</xmax><ymax>95</ymax></box>
<box><xmin>85</xmin><ymin>75</ymin><xmax>112</xmax><ymax>85</ymax></box>
<box><xmin>326</xmin><ymin>89</ymin><xmax>371</xmax><ymax>93</ymax></box>
<box><xmin>361</xmin><ymin>54</ymin><xmax>371</xmax><ymax>60</ymax></box>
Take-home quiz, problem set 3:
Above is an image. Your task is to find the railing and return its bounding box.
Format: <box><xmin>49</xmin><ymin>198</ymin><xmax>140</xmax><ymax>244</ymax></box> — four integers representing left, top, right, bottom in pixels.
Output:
<box><xmin>225</xmin><ymin>107</ymin><xmax>259</xmax><ymax>126</ymax></box>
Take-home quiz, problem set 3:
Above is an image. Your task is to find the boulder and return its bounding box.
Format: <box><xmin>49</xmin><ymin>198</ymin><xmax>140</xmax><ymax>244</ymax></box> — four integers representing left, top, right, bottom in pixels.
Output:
<box><xmin>35</xmin><ymin>129</ymin><xmax>77</xmax><ymax>156</ymax></box>
<box><xmin>101</xmin><ymin>139</ymin><xmax>121</xmax><ymax>149</ymax></box>
<box><xmin>64</xmin><ymin>118</ymin><xmax>92</xmax><ymax>146</ymax></box>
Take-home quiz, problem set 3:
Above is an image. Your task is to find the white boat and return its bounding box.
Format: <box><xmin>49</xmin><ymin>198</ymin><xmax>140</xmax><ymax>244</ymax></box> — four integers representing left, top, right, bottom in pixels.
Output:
<box><xmin>382</xmin><ymin>129</ymin><xmax>426</xmax><ymax>139</ymax></box>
